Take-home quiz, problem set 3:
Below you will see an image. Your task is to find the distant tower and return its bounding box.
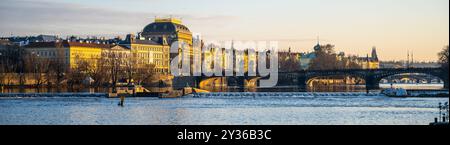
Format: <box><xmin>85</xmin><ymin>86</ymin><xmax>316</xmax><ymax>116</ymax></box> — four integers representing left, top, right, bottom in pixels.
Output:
<box><xmin>231</xmin><ymin>40</ymin><xmax>234</xmax><ymax>50</ymax></box>
<box><xmin>407</xmin><ymin>50</ymin><xmax>410</xmax><ymax>68</ymax></box>
<box><xmin>411</xmin><ymin>51</ymin><xmax>414</xmax><ymax>68</ymax></box>
<box><xmin>288</xmin><ymin>46</ymin><xmax>291</xmax><ymax>53</ymax></box>
<box><xmin>313</xmin><ymin>36</ymin><xmax>321</xmax><ymax>51</ymax></box>
<box><xmin>371</xmin><ymin>46</ymin><xmax>378</xmax><ymax>61</ymax></box>
<box><xmin>125</xmin><ymin>34</ymin><xmax>135</xmax><ymax>43</ymax></box>
<box><xmin>366</xmin><ymin>54</ymin><xmax>370</xmax><ymax>69</ymax></box>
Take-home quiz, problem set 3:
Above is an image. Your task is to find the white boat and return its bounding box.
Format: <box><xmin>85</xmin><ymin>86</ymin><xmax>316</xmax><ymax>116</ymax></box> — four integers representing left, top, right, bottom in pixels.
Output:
<box><xmin>381</xmin><ymin>88</ymin><xmax>409</xmax><ymax>97</ymax></box>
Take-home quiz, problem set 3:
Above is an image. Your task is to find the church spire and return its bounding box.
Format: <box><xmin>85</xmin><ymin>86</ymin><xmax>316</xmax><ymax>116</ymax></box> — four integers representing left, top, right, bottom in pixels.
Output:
<box><xmin>317</xmin><ymin>35</ymin><xmax>320</xmax><ymax>45</ymax></box>
<box><xmin>411</xmin><ymin>50</ymin><xmax>414</xmax><ymax>67</ymax></box>
<box><xmin>407</xmin><ymin>50</ymin><xmax>410</xmax><ymax>68</ymax></box>
<box><xmin>371</xmin><ymin>46</ymin><xmax>378</xmax><ymax>61</ymax></box>
<box><xmin>313</xmin><ymin>35</ymin><xmax>321</xmax><ymax>51</ymax></box>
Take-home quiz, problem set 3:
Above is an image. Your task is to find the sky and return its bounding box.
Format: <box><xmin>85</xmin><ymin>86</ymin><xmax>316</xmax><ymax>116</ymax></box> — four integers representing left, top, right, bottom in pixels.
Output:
<box><xmin>0</xmin><ymin>0</ymin><xmax>448</xmax><ymax>61</ymax></box>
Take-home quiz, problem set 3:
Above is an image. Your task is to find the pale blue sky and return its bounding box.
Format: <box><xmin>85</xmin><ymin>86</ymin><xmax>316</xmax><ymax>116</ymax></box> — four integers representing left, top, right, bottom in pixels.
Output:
<box><xmin>0</xmin><ymin>0</ymin><xmax>448</xmax><ymax>61</ymax></box>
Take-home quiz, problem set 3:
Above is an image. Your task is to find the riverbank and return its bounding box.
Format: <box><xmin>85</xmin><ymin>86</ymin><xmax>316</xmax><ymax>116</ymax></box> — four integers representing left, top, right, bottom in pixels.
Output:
<box><xmin>407</xmin><ymin>89</ymin><xmax>449</xmax><ymax>97</ymax></box>
<box><xmin>0</xmin><ymin>92</ymin><xmax>108</xmax><ymax>98</ymax></box>
<box><xmin>2</xmin><ymin>90</ymin><xmax>447</xmax><ymax>98</ymax></box>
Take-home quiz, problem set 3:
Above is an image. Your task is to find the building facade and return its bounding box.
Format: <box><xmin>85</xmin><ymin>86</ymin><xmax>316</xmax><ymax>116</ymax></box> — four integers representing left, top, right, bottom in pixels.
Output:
<box><xmin>353</xmin><ymin>47</ymin><xmax>380</xmax><ymax>69</ymax></box>
<box><xmin>121</xmin><ymin>37</ymin><xmax>170</xmax><ymax>73</ymax></box>
<box><xmin>135</xmin><ymin>17</ymin><xmax>194</xmax><ymax>74</ymax></box>
<box><xmin>25</xmin><ymin>41</ymin><xmax>111</xmax><ymax>69</ymax></box>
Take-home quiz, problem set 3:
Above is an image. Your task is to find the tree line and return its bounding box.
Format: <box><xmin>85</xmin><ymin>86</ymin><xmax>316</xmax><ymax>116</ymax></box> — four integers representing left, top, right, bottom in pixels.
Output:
<box><xmin>0</xmin><ymin>45</ymin><xmax>157</xmax><ymax>92</ymax></box>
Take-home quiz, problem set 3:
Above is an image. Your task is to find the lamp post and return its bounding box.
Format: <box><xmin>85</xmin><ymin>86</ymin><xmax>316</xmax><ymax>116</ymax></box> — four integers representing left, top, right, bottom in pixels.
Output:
<box><xmin>439</xmin><ymin>102</ymin><xmax>442</xmax><ymax>122</ymax></box>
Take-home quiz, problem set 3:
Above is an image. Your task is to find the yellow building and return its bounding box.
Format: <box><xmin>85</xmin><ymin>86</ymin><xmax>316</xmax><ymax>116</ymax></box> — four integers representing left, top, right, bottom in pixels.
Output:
<box><xmin>356</xmin><ymin>47</ymin><xmax>380</xmax><ymax>69</ymax></box>
<box><xmin>25</xmin><ymin>17</ymin><xmax>194</xmax><ymax>75</ymax></box>
<box><xmin>358</xmin><ymin>59</ymin><xmax>380</xmax><ymax>69</ymax></box>
<box><xmin>133</xmin><ymin>17</ymin><xmax>194</xmax><ymax>74</ymax></box>
<box><xmin>25</xmin><ymin>41</ymin><xmax>111</xmax><ymax>69</ymax></box>
<box><xmin>141</xmin><ymin>18</ymin><xmax>193</xmax><ymax>46</ymax></box>
<box><xmin>66</xmin><ymin>41</ymin><xmax>107</xmax><ymax>68</ymax></box>
<box><xmin>121</xmin><ymin>38</ymin><xmax>170</xmax><ymax>73</ymax></box>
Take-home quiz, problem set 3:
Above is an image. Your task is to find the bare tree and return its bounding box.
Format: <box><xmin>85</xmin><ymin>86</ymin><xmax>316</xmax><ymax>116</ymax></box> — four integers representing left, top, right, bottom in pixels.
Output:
<box><xmin>48</xmin><ymin>47</ymin><xmax>68</xmax><ymax>91</ymax></box>
<box><xmin>88</xmin><ymin>57</ymin><xmax>109</xmax><ymax>88</ymax></box>
<box><xmin>438</xmin><ymin>45</ymin><xmax>449</xmax><ymax>69</ymax></box>
<box><xmin>104</xmin><ymin>51</ymin><xmax>124</xmax><ymax>92</ymax></box>
<box><xmin>124</xmin><ymin>57</ymin><xmax>137</xmax><ymax>85</ymax></box>
<box><xmin>309</xmin><ymin>44</ymin><xmax>339</xmax><ymax>70</ymax></box>
<box><xmin>309</xmin><ymin>44</ymin><xmax>361</xmax><ymax>70</ymax></box>
<box><xmin>25</xmin><ymin>53</ymin><xmax>51</xmax><ymax>89</ymax></box>
<box><xmin>67</xmin><ymin>56</ymin><xmax>90</xmax><ymax>90</ymax></box>
<box><xmin>438</xmin><ymin>45</ymin><xmax>449</xmax><ymax>88</ymax></box>
<box><xmin>0</xmin><ymin>50</ymin><xmax>5</xmax><ymax>89</ymax></box>
<box><xmin>135</xmin><ymin>63</ymin><xmax>156</xmax><ymax>85</ymax></box>
<box><xmin>0</xmin><ymin>45</ymin><xmax>25</xmax><ymax>87</ymax></box>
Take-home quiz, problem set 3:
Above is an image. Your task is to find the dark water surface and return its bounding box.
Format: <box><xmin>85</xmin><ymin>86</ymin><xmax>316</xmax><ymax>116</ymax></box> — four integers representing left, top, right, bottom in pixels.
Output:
<box><xmin>0</xmin><ymin>92</ymin><xmax>447</xmax><ymax>125</ymax></box>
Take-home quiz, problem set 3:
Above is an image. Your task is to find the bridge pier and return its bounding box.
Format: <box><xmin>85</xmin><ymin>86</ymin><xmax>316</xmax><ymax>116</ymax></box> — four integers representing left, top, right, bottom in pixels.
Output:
<box><xmin>235</xmin><ymin>76</ymin><xmax>246</xmax><ymax>92</ymax></box>
<box><xmin>172</xmin><ymin>76</ymin><xmax>199</xmax><ymax>89</ymax></box>
<box><xmin>365</xmin><ymin>76</ymin><xmax>380</xmax><ymax>91</ymax></box>
<box><xmin>444</xmin><ymin>79</ymin><xmax>449</xmax><ymax>90</ymax></box>
<box><xmin>297</xmin><ymin>75</ymin><xmax>307</xmax><ymax>92</ymax></box>
<box><xmin>438</xmin><ymin>68</ymin><xmax>448</xmax><ymax>89</ymax></box>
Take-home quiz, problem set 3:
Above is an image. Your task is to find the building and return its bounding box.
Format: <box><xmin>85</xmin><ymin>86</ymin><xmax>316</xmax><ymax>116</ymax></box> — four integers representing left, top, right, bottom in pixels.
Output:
<box><xmin>0</xmin><ymin>39</ymin><xmax>12</xmax><ymax>50</ymax></box>
<box><xmin>353</xmin><ymin>47</ymin><xmax>380</xmax><ymax>69</ymax></box>
<box><xmin>134</xmin><ymin>17</ymin><xmax>195</xmax><ymax>74</ymax></box>
<box><xmin>121</xmin><ymin>34</ymin><xmax>170</xmax><ymax>73</ymax></box>
<box><xmin>22</xmin><ymin>17</ymin><xmax>194</xmax><ymax>75</ymax></box>
<box><xmin>298</xmin><ymin>42</ymin><xmax>380</xmax><ymax>70</ymax></box>
<box><xmin>102</xmin><ymin>45</ymin><xmax>132</xmax><ymax>67</ymax></box>
<box><xmin>4</xmin><ymin>35</ymin><xmax>58</xmax><ymax>46</ymax></box>
<box><xmin>140</xmin><ymin>18</ymin><xmax>193</xmax><ymax>46</ymax></box>
<box><xmin>25</xmin><ymin>41</ymin><xmax>112</xmax><ymax>69</ymax></box>
<box><xmin>299</xmin><ymin>42</ymin><xmax>321</xmax><ymax>70</ymax></box>
<box><xmin>279</xmin><ymin>47</ymin><xmax>302</xmax><ymax>71</ymax></box>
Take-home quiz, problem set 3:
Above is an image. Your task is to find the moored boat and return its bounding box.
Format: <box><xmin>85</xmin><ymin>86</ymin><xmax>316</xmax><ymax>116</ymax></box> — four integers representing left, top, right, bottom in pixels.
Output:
<box><xmin>381</xmin><ymin>88</ymin><xmax>409</xmax><ymax>97</ymax></box>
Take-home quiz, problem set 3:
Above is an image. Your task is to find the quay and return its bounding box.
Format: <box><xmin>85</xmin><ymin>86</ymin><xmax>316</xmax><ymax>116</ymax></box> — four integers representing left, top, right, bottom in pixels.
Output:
<box><xmin>0</xmin><ymin>93</ymin><xmax>107</xmax><ymax>98</ymax></box>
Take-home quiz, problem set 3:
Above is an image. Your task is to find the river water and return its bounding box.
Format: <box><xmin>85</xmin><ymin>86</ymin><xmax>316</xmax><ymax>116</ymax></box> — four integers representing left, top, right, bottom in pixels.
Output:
<box><xmin>0</xmin><ymin>92</ymin><xmax>448</xmax><ymax>125</ymax></box>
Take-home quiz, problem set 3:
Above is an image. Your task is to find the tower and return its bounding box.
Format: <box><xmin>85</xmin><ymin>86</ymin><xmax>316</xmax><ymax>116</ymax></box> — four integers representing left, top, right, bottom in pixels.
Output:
<box><xmin>313</xmin><ymin>36</ymin><xmax>321</xmax><ymax>52</ymax></box>
<box><xmin>411</xmin><ymin>50</ymin><xmax>414</xmax><ymax>68</ymax></box>
<box><xmin>371</xmin><ymin>46</ymin><xmax>378</xmax><ymax>61</ymax></box>
<box><xmin>407</xmin><ymin>50</ymin><xmax>410</xmax><ymax>68</ymax></box>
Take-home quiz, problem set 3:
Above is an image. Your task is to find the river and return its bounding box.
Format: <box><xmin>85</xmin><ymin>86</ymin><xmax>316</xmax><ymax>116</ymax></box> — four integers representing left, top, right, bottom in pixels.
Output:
<box><xmin>0</xmin><ymin>92</ymin><xmax>447</xmax><ymax>125</ymax></box>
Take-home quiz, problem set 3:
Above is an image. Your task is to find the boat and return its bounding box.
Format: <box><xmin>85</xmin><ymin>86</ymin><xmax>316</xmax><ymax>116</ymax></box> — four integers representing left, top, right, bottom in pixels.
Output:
<box><xmin>108</xmin><ymin>85</ymin><xmax>160</xmax><ymax>98</ymax></box>
<box><xmin>381</xmin><ymin>88</ymin><xmax>409</xmax><ymax>97</ymax></box>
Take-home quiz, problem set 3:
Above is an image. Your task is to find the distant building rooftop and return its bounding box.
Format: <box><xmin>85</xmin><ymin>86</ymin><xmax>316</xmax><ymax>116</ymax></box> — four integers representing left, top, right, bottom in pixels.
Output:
<box><xmin>154</xmin><ymin>18</ymin><xmax>183</xmax><ymax>25</ymax></box>
<box><xmin>25</xmin><ymin>41</ymin><xmax>112</xmax><ymax>49</ymax></box>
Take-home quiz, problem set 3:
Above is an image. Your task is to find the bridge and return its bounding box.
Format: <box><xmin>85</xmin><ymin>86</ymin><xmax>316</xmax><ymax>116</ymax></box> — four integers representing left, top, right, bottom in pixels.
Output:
<box><xmin>173</xmin><ymin>68</ymin><xmax>448</xmax><ymax>91</ymax></box>
<box><xmin>380</xmin><ymin>73</ymin><xmax>443</xmax><ymax>84</ymax></box>
<box><xmin>289</xmin><ymin>68</ymin><xmax>448</xmax><ymax>90</ymax></box>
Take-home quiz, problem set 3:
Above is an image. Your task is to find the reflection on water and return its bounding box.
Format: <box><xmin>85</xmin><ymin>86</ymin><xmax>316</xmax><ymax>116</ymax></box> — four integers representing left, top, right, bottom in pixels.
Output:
<box><xmin>202</xmin><ymin>83</ymin><xmax>445</xmax><ymax>92</ymax></box>
<box><xmin>380</xmin><ymin>83</ymin><xmax>444</xmax><ymax>90</ymax></box>
<box><xmin>0</xmin><ymin>93</ymin><xmax>448</xmax><ymax>125</ymax></box>
<box><xmin>0</xmin><ymin>87</ymin><xmax>173</xmax><ymax>93</ymax></box>
<box><xmin>1</xmin><ymin>84</ymin><xmax>444</xmax><ymax>93</ymax></box>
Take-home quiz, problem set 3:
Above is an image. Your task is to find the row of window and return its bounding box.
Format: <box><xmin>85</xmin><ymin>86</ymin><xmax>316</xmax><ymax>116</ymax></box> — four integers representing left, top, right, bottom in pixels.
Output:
<box><xmin>136</xmin><ymin>60</ymin><xmax>168</xmax><ymax>66</ymax></box>
<box><xmin>33</xmin><ymin>51</ymin><xmax>56</xmax><ymax>57</ymax></box>
<box><xmin>134</xmin><ymin>46</ymin><xmax>165</xmax><ymax>52</ymax></box>
<box><xmin>72</xmin><ymin>53</ymin><xmax>100</xmax><ymax>58</ymax></box>
<box><xmin>136</xmin><ymin>53</ymin><xmax>166</xmax><ymax>59</ymax></box>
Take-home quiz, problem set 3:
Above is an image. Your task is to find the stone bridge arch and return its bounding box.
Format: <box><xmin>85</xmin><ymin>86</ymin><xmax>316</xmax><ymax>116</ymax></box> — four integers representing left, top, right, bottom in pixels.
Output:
<box><xmin>366</xmin><ymin>68</ymin><xmax>448</xmax><ymax>90</ymax></box>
